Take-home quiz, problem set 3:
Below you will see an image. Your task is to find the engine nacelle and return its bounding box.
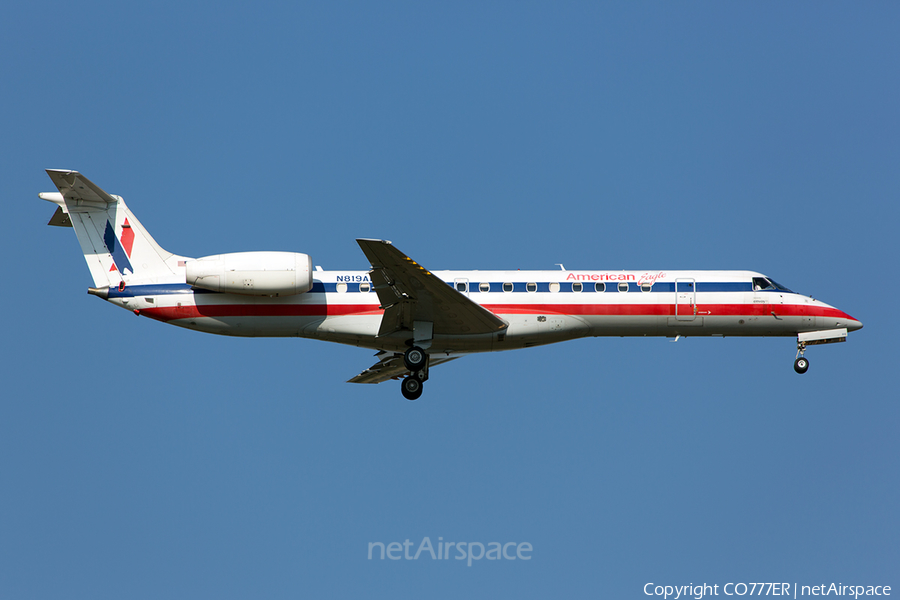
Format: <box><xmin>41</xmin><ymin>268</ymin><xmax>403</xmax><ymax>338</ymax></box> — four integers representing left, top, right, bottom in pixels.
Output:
<box><xmin>185</xmin><ymin>251</ymin><xmax>313</xmax><ymax>297</ymax></box>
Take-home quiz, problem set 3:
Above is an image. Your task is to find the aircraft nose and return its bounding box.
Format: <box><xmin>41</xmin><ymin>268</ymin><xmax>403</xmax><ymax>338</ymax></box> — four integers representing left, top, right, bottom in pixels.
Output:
<box><xmin>847</xmin><ymin>317</ymin><xmax>863</xmax><ymax>332</ymax></box>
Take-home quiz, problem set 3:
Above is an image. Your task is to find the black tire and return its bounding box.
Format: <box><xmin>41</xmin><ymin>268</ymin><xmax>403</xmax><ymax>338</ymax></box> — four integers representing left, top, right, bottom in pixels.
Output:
<box><xmin>404</xmin><ymin>346</ymin><xmax>427</xmax><ymax>371</ymax></box>
<box><xmin>794</xmin><ymin>357</ymin><xmax>809</xmax><ymax>374</ymax></box>
<box><xmin>401</xmin><ymin>377</ymin><xmax>423</xmax><ymax>401</ymax></box>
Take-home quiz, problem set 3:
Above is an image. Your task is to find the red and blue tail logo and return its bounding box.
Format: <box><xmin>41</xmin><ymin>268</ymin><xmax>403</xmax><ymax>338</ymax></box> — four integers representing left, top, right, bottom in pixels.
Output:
<box><xmin>104</xmin><ymin>219</ymin><xmax>135</xmax><ymax>275</ymax></box>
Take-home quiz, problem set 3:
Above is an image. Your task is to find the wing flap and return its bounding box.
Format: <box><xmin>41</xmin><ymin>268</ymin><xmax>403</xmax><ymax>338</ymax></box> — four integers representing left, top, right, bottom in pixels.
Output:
<box><xmin>348</xmin><ymin>351</ymin><xmax>459</xmax><ymax>384</ymax></box>
<box><xmin>348</xmin><ymin>352</ymin><xmax>408</xmax><ymax>384</ymax></box>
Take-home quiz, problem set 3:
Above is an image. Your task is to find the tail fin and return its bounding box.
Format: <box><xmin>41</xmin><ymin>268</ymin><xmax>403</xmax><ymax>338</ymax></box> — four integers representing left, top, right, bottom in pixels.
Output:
<box><xmin>41</xmin><ymin>170</ymin><xmax>188</xmax><ymax>288</ymax></box>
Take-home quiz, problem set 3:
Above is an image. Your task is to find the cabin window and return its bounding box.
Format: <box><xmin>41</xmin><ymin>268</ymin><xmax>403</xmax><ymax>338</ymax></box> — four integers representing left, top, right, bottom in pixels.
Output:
<box><xmin>595</xmin><ymin>282</ymin><xmax>605</xmax><ymax>292</ymax></box>
<box><xmin>526</xmin><ymin>282</ymin><xmax>537</xmax><ymax>293</ymax></box>
<box><xmin>359</xmin><ymin>282</ymin><xmax>370</xmax><ymax>293</ymax></box>
<box><xmin>503</xmin><ymin>282</ymin><xmax>513</xmax><ymax>293</ymax></box>
<box><xmin>640</xmin><ymin>283</ymin><xmax>652</xmax><ymax>292</ymax></box>
<box><xmin>456</xmin><ymin>281</ymin><xmax>468</xmax><ymax>293</ymax></box>
<box><xmin>572</xmin><ymin>282</ymin><xmax>583</xmax><ymax>293</ymax></box>
<box><xmin>336</xmin><ymin>283</ymin><xmax>347</xmax><ymax>293</ymax></box>
<box><xmin>549</xmin><ymin>282</ymin><xmax>560</xmax><ymax>293</ymax></box>
<box><xmin>618</xmin><ymin>281</ymin><xmax>629</xmax><ymax>293</ymax></box>
<box><xmin>479</xmin><ymin>282</ymin><xmax>490</xmax><ymax>293</ymax></box>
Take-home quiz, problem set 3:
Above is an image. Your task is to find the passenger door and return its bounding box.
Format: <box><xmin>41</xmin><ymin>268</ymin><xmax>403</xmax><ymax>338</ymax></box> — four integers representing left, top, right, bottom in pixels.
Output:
<box><xmin>675</xmin><ymin>278</ymin><xmax>696</xmax><ymax>321</ymax></box>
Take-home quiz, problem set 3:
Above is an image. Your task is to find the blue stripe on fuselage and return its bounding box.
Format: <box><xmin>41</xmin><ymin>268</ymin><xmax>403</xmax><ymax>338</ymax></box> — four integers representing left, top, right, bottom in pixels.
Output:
<box><xmin>108</xmin><ymin>283</ymin><xmax>196</xmax><ymax>298</ymax></box>
<box><xmin>107</xmin><ymin>280</ymin><xmax>756</xmax><ymax>299</ymax></box>
<box><xmin>443</xmin><ymin>281</ymin><xmax>753</xmax><ymax>293</ymax></box>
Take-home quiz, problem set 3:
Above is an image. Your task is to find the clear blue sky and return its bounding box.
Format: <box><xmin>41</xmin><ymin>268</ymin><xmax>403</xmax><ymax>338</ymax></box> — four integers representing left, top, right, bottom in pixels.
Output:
<box><xmin>2</xmin><ymin>2</ymin><xmax>897</xmax><ymax>598</ymax></box>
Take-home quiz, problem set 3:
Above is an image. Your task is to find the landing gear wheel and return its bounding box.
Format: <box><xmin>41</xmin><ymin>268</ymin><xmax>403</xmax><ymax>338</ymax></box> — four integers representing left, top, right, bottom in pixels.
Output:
<box><xmin>401</xmin><ymin>377</ymin><xmax>423</xmax><ymax>401</ymax></box>
<box><xmin>794</xmin><ymin>357</ymin><xmax>809</xmax><ymax>374</ymax></box>
<box><xmin>404</xmin><ymin>346</ymin><xmax>427</xmax><ymax>371</ymax></box>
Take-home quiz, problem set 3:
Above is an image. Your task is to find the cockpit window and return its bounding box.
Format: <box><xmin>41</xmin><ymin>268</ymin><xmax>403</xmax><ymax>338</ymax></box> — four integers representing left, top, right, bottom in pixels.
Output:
<box><xmin>752</xmin><ymin>277</ymin><xmax>773</xmax><ymax>291</ymax></box>
<box><xmin>768</xmin><ymin>279</ymin><xmax>793</xmax><ymax>292</ymax></box>
<box><xmin>752</xmin><ymin>277</ymin><xmax>793</xmax><ymax>293</ymax></box>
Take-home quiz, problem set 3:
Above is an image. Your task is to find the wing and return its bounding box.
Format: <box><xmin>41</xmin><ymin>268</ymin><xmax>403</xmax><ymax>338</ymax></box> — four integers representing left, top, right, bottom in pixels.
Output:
<box><xmin>356</xmin><ymin>239</ymin><xmax>508</xmax><ymax>337</ymax></box>
<box><xmin>348</xmin><ymin>351</ymin><xmax>459</xmax><ymax>384</ymax></box>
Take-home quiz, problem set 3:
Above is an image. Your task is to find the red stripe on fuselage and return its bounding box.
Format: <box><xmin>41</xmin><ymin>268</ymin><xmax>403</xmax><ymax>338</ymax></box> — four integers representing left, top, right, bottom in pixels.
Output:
<box><xmin>485</xmin><ymin>303</ymin><xmax>853</xmax><ymax>320</ymax></box>
<box><xmin>140</xmin><ymin>304</ymin><xmax>382</xmax><ymax>322</ymax></box>
<box><xmin>139</xmin><ymin>302</ymin><xmax>854</xmax><ymax>322</ymax></box>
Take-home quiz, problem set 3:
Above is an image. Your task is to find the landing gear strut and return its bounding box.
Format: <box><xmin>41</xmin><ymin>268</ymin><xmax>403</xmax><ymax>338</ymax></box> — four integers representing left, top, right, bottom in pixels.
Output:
<box><xmin>401</xmin><ymin>345</ymin><xmax>428</xmax><ymax>400</ymax></box>
<box><xmin>794</xmin><ymin>341</ymin><xmax>810</xmax><ymax>374</ymax></box>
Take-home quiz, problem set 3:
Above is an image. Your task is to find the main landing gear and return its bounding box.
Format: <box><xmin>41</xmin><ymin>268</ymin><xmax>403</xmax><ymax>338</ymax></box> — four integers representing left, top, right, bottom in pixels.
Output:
<box><xmin>403</xmin><ymin>346</ymin><xmax>427</xmax><ymax>371</ymax></box>
<box><xmin>401</xmin><ymin>346</ymin><xmax>428</xmax><ymax>400</ymax></box>
<box><xmin>794</xmin><ymin>341</ymin><xmax>810</xmax><ymax>374</ymax></box>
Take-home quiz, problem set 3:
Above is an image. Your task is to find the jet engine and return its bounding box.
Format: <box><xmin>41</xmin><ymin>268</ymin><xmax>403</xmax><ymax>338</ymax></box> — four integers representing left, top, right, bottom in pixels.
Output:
<box><xmin>185</xmin><ymin>251</ymin><xmax>313</xmax><ymax>297</ymax></box>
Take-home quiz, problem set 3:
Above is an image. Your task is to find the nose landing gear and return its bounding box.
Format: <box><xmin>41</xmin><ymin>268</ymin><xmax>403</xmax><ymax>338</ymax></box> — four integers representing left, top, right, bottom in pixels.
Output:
<box><xmin>793</xmin><ymin>328</ymin><xmax>849</xmax><ymax>374</ymax></box>
<box><xmin>794</xmin><ymin>341</ymin><xmax>810</xmax><ymax>374</ymax></box>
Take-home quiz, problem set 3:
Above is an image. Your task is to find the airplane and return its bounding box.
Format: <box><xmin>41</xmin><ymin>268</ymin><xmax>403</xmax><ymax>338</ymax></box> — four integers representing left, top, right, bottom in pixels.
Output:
<box><xmin>41</xmin><ymin>169</ymin><xmax>863</xmax><ymax>400</ymax></box>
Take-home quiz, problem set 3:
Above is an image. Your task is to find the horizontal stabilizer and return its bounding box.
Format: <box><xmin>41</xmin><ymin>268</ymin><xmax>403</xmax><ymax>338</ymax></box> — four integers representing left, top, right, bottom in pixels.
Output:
<box><xmin>45</xmin><ymin>169</ymin><xmax>118</xmax><ymax>210</ymax></box>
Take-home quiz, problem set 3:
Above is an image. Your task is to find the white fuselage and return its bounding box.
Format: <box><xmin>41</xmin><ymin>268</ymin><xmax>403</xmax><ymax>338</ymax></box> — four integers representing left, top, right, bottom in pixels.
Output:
<box><xmin>41</xmin><ymin>170</ymin><xmax>863</xmax><ymax>393</ymax></box>
<box><xmin>107</xmin><ymin>268</ymin><xmax>862</xmax><ymax>357</ymax></box>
